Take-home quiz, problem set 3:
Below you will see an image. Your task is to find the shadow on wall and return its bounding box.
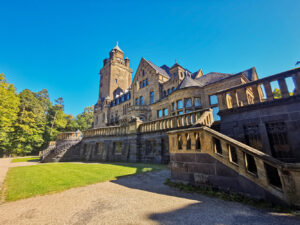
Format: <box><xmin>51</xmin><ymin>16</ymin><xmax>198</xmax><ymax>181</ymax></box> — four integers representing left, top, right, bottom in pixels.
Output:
<box><xmin>110</xmin><ymin>170</ymin><xmax>299</xmax><ymax>225</ymax></box>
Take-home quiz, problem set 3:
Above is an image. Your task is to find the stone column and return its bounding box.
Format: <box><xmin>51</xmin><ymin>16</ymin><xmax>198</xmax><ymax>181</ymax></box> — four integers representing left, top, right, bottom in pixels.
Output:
<box><xmin>263</xmin><ymin>82</ymin><xmax>273</xmax><ymax>100</ymax></box>
<box><xmin>230</xmin><ymin>91</ymin><xmax>238</xmax><ymax>108</ymax></box>
<box><xmin>239</xmin><ymin>88</ymin><xmax>249</xmax><ymax>106</ymax></box>
<box><xmin>292</xmin><ymin>72</ymin><xmax>300</xmax><ymax>95</ymax></box>
<box><xmin>251</xmin><ymin>85</ymin><xmax>261</xmax><ymax>104</ymax></box>
<box><xmin>278</xmin><ymin>78</ymin><xmax>290</xmax><ymax>98</ymax></box>
<box><xmin>217</xmin><ymin>93</ymin><xmax>227</xmax><ymax>110</ymax></box>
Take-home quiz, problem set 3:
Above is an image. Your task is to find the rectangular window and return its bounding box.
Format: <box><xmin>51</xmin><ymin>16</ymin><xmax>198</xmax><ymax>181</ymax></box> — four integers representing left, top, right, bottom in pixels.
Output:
<box><xmin>228</xmin><ymin>145</ymin><xmax>238</xmax><ymax>164</ymax></box>
<box><xmin>146</xmin><ymin>78</ymin><xmax>149</xmax><ymax>86</ymax></box>
<box><xmin>140</xmin><ymin>96</ymin><xmax>144</xmax><ymax>105</ymax></box>
<box><xmin>245</xmin><ymin>153</ymin><xmax>257</xmax><ymax>175</ymax></box>
<box><xmin>178</xmin><ymin>110</ymin><xmax>184</xmax><ymax>115</ymax></box>
<box><xmin>172</xmin><ymin>102</ymin><xmax>176</xmax><ymax>111</ymax></box>
<box><xmin>163</xmin><ymin>108</ymin><xmax>168</xmax><ymax>116</ymax></box>
<box><xmin>143</xmin><ymin>80</ymin><xmax>146</xmax><ymax>87</ymax></box>
<box><xmin>116</xmin><ymin>98</ymin><xmax>119</xmax><ymax>104</ymax></box>
<box><xmin>168</xmin><ymin>89</ymin><xmax>171</xmax><ymax>95</ymax></box>
<box><xmin>150</xmin><ymin>91</ymin><xmax>155</xmax><ymax>104</ymax></box>
<box><xmin>113</xmin><ymin>142</ymin><xmax>122</xmax><ymax>155</ymax></box>
<box><xmin>177</xmin><ymin>100</ymin><xmax>183</xmax><ymax>109</ymax></box>
<box><xmin>194</xmin><ymin>97</ymin><xmax>202</xmax><ymax>107</ymax></box>
<box><xmin>213</xmin><ymin>137</ymin><xmax>222</xmax><ymax>155</ymax></box>
<box><xmin>135</xmin><ymin>98</ymin><xmax>139</xmax><ymax>105</ymax></box>
<box><xmin>264</xmin><ymin>163</ymin><xmax>282</xmax><ymax>189</ymax></box>
<box><xmin>97</xmin><ymin>143</ymin><xmax>103</xmax><ymax>154</ymax></box>
<box><xmin>157</xmin><ymin>109</ymin><xmax>162</xmax><ymax>118</ymax></box>
<box><xmin>184</xmin><ymin>98</ymin><xmax>192</xmax><ymax>108</ymax></box>
<box><xmin>209</xmin><ymin>95</ymin><xmax>218</xmax><ymax>105</ymax></box>
<box><xmin>121</xmin><ymin>95</ymin><xmax>124</xmax><ymax>102</ymax></box>
<box><xmin>139</xmin><ymin>81</ymin><xmax>142</xmax><ymax>89</ymax></box>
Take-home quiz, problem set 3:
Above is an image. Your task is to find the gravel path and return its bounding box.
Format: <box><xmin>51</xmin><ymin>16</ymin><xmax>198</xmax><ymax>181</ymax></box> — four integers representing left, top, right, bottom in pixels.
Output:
<box><xmin>0</xmin><ymin>169</ymin><xmax>299</xmax><ymax>225</ymax></box>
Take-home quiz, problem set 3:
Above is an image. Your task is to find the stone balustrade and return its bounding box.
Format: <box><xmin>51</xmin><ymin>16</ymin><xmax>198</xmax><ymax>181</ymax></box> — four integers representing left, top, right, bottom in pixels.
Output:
<box><xmin>84</xmin><ymin>125</ymin><xmax>129</xmax><ymax>137</ymax></box>
<box><xmin>84</xmin><ymin>109</ymin><xmax>213</xmax><ymax>138</ymax></box>
<box><xmin>216</xmin><ymin>67</ymin><xmax>300</xmax><ymax>110</ymax></box>
<box><xmin>57</xmin><ymin>132</ymin><xmax>82</xmax><ymax>141</ymax></box>
<box><xmin>139</xmin><ymin>108</ymin><xmax>213</xmax><ymax>133</ymax></box>
<box><xmin>167</xmin><ymin>126</ymin><xmax>300</xmax><ymax>207</ymax></box>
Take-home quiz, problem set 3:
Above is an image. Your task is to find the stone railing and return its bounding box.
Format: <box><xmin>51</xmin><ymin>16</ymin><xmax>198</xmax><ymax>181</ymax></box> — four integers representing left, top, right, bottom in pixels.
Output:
<box><xmin>84</xmin><ymin>109</ymin><xmax>213</xmax><ymax>138</ymax></box>
<box><xmin>57</xmin><ymin>132</ymin><xmax>82</xmax><ymax>141</ymax></box>
<box><xmin>167</xmin><ymin>126</ymin><xmax>300</xmax><ymax>207</ymax></box>
<box><xmin>39</xmin><ymin>144</ymin><xmax>56</xmax><ymax>158</ymax></box>
<box><xmin>216</xmin><ymin>67</ymin><xmax>300</xmax><ymax>110</ymax></box>
<box><xmin>84</xmin><ymin>125</ymin><xmax>129</xmax><ymax>137</ymax></box>
<box><xmin>139</xmin><ymin>108</ymin><xmax>213</xmax><ymax>133</ymax></box>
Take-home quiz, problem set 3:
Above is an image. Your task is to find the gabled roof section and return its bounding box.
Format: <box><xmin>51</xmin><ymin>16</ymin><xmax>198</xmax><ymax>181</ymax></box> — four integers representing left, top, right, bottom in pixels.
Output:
<box><xmin>146</xmin><ymin>60</ymin><xmax>170</xmax><ymax>78</ymax></box>
<box><xmin>177</xmin><ymin>75</ymin><xmax>201</xmax><ymax>90</ymax></box>
<box><xmin>191</xmin><ymin>69</ymin><xmax>203</xmax><ymax>79</ymax></box>
<box><xmin>195</xmin><ymin>72</ymin><xmax>233</xmax><ymax>86</ymax></box>
<box><xmin>234</xmin><ymin>67</ymin><xmax>257</xmax><ymax>81</ymax></box>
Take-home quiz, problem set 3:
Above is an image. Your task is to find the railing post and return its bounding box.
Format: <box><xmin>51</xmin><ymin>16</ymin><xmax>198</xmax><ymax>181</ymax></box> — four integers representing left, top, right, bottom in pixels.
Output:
<box><xmin>217</xmin><ymin>93</ymin><xmax>227</xmax><ymax>110</ymax></box>
<box><xmin>292</xmin><ymin>72</ymin><xmax>300</xmax><ymax>95</ymax></box>
<box><xmin>230</xmin><ymin>91</ymin><xmax>238</xmax><ymax>108</ymax></box>
<box><xmin>251</xmin><ymin>85</ymin><xmax>261</xmax><ymax>104</ymax></box>
<box><xmin>263</xmin><ymin>82</ymin><xmax>274</xmax><ymax>100</ymax></box>
<box><xmin>278</xmin><ymin>78</ymin><xmax>290</xmax><ymax>98</ymax></box>
<box><xmin>239</xmin><ymin>88</ymin><xmax>249</xmax><ymax>106</ymax></box>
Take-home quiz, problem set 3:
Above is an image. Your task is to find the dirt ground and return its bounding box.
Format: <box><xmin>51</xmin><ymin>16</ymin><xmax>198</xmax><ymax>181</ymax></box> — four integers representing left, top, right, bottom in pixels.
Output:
<box><xmin>0</xmin><ymin>168</ymin><xmax>299</xmax><ymax>225</ymax></box>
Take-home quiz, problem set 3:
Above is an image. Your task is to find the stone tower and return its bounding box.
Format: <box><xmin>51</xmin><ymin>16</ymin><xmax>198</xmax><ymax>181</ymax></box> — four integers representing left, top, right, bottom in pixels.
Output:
<box><xmin>98</xmin><ymin>43</ymin><xmax>132</xmax><ymax>103</ymax></box>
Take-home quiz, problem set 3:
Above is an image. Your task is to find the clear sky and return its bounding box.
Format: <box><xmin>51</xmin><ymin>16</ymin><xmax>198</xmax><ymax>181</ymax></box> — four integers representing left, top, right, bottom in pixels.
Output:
<box><xmin>1</xmin><ymin>0</ymin><xmax>299</xmax><ymax>116</ymax></box>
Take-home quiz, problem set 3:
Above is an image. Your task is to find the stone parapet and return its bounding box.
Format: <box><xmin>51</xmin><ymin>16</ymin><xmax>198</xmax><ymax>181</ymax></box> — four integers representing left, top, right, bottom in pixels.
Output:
<box><xmin>167</xmin><ymin>126</ymin><xmax>300</xmax><ymax>207</ymax></box>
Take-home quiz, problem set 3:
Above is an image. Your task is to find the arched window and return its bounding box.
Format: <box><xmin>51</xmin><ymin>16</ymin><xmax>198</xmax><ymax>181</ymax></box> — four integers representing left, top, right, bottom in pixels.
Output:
<box><xmin>146</xmin><ymin>78</ymin><xmax>149</xmax><ymax>86</ymax></box>
<box><xmin>178</xmin><ymin>135</ymin><xmax>183</xmax><ymax>150</ymax></box>
<box><xmin>168</xmin><ymin>89</ymin><xmax>171</xmax><ymax>95</ymax></box>
<box><xmin>150</xmin><ymin>91</ymin><xmax>155</xmax><ymax>104</ymax></box>
<box><xmin>172</xmin><ymin>87</ymin><xmax>175</xmax><ymax>92</ymax></box>
<box><xmin>186</xmin><ymin>134</ymin><xmax>191</xmax><ymax>150</ymax></box>
<box><xmin>143</xmin><ymin>80</ymin><xmax>146</xmax><ymax>87</ymax></box>
<box><xmin>174</xmin><ymin>73</ymin><xmax>177</xmax><ymax>78</ymax></box>
<box><xmin>164</xmin><ymin>91</ymin><xmax>167</xmax><ymax>97</ymax></box>
<box><xmin>140</xmin><ymin>96</ymin><xmax>144</xmax><ymax>105</ymax></box>
<box><xmin>135</xmin><ymin>98</ymin><xmax>139</xmax><ymax>105</ymax></box>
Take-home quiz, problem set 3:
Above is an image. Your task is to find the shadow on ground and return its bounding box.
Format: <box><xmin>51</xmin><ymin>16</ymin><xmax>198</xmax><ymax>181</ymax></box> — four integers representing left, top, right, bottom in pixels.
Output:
<box><xmin>111</xmin><ymin>170</ymin><xmax>299</xmax><ymax>225</ymax></box>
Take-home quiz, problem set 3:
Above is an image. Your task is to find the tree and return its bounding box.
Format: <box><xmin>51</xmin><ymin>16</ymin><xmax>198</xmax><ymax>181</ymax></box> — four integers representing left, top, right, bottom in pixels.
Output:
<box><xmin>13</xmin><ymin>89</ymin><xmax>46</xmax><ymax>155</ymax></box>
<box><xmin>49</xmin><ymin>97</ymin><xmax>64</xmax><ymax>136</ymax></box>
<box><xmin>76</xmin><ymin>106</ymin><xmax>94</xmax><ymax>131</ymax></box>
<box><xmin>0</xmin><ymin>74</ymin><xmax>20</xmax><ymax>156</ymax></box>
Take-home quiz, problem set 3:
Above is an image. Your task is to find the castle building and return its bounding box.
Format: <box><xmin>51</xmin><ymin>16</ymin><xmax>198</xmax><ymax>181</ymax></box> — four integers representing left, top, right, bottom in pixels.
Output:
<box><xmin>94</xmin><ymin>44</ymin><xmax>260</xmax><ymax>128</ymax></box>
<box><xmin>41</xmin><ymin>45</ymin><xmax>300</xmax><ymax>206</ymax></box>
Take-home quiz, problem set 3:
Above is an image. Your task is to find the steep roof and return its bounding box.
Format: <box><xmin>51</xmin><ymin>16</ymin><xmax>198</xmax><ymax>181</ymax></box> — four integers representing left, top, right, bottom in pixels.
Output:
<box><xmin>195</xmin><ymin>72</ymin><xmax>233</xmax><ymax>86</ymax></box>
<box><xmin>234</xmin><ymin>67</ymin><xmax>256</xmax><ymax>81</ymax></box>
<box><xmin>177</xmin><ymin>75</ymin><xmax>202</xmax><ymax>89</ymax></box>
<box><xmin>146</xmin><ymin>60</ymin><xmax>170</xmax><ymax>78</ymax></box>
<box><xmin>112</xmin><ymin>42</ymin><xmax>123</xmax><ymax>52</ymax></box>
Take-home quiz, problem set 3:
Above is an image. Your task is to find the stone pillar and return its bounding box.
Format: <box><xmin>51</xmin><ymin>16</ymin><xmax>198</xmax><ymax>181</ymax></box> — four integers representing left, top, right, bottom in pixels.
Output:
<box><xmin>239</xmin><ymin>88</ymin><xmax>249</xmax><ymax>106</ymax></box>
<box><xmin>217</xmin><ymin>93</ymin><xmax>227</xmax><ymax>110</ymax></box>
<box><xmin>263</xmin><ymin>82</ymin><xmax>273</xmax><ymax>100</ymax></box>
<box><xmin>230</xmin><ymin>91</ymin><xmax>238</xmax><ymax>108</ymax></box>
<box><xmin>278</xmin><ymin>78</ymin><xmax>290</xmax><ymax>98</ymax></box>
<box><xmin>292</xmin><ymin>72</ymin><xmax>300</xmax><ymax>95</ymax></box>
<box><xmin>251</xmin><ymin>85</ymin><xmax>261</xmax><ymax>104</ymax></box>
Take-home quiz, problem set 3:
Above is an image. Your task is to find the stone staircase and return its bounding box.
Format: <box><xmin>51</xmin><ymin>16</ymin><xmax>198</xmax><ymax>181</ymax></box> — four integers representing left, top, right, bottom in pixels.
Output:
<box><xmin>167</xmin><ymin>126</ymin><xmax>300</xmax><ymax>207</ymax></box>
<box><xmin>41</xmin><ymin>140</ymin><xmax>81</xmax><ymax>163</ymax></box>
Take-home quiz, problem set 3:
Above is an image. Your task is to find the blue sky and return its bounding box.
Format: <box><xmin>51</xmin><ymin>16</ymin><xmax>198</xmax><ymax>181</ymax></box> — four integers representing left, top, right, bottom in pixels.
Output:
<box><xmin>1</xmin><ymin>0</ymin><xmax>299</xmax><ymax>116</ymax></box>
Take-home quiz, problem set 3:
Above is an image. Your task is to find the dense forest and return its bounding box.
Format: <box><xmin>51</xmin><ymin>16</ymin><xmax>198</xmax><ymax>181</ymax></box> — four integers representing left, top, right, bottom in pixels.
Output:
<box><xmin>0</xmin><ymin>73</ymin><xmax>94</xmax><ymax>156</ymax></box>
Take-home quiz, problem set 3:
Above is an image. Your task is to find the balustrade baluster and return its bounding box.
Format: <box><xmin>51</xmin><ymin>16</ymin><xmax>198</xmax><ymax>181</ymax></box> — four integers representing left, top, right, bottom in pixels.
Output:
<box><xmin>278</xmin><ymin>78</ymin><xmax>289</xmax><ymax>98</ymax></box>
<box><xmin>263</xmin><ymin>82</ymin><xmax>273</xmax><ymax>100</ymax></box>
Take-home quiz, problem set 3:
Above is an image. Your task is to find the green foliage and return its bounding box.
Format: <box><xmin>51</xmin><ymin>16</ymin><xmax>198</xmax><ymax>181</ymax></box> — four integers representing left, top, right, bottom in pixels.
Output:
<box><xmin>76</xmin><ymin>106</ymin><xmax>94</xmax><ymax>131</ymax></box>
<box><xmin>273</xmin><ymin>88</ymin><xmax>293</xmax><ymax>99</ymax></box>
<box><xmin>0</xmin><ymin>74</ymin><xmax>94</xmax><ymax>156</ymax></box>
<box><xmin>13</xmin><ymin>89</ymin><xmax>46</xmax><ymax>155</ymax></box>
<box><xmin>3</xmin><ymin>163</ymin><xmax>165</xmax><ymax>201</ymax></box>
<box><xmin>0</xmin><ymin>74</ymin><xmax>20</xmax><ymax>156</ymax></box>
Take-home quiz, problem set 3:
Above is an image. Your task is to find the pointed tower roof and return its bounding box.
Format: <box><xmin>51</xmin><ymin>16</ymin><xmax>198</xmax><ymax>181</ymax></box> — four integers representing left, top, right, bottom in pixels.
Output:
<box><xmin>112</xmin><ymin>42</ymin><xmax>123</xmax><ymax>52</ymax></box>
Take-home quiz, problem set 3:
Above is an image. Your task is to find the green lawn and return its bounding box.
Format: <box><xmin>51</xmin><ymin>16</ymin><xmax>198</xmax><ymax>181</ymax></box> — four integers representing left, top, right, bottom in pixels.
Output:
<box><xmin>2</xmin><ymin>162</ymin><xmax>166</xmax><ymax>201</ymax></box>
<box><xmin>11</xmin><ymin>156</ymin><xmax>40</xmax><ymax>163</ymax></box>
